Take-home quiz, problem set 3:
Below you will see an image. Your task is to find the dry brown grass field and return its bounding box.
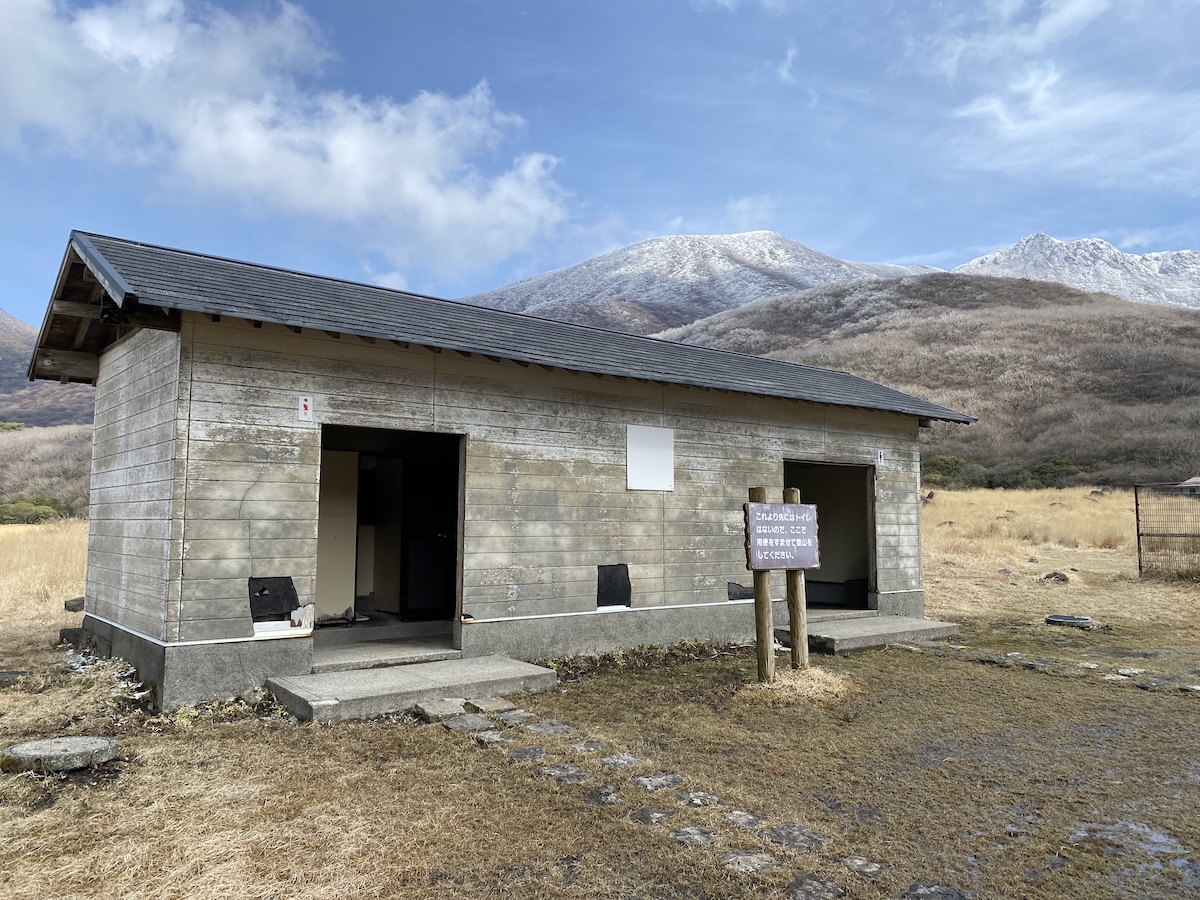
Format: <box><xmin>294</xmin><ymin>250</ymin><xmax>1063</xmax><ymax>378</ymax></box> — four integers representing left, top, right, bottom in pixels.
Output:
<box><xmin>2</xmin><ymin>493</ymin><xmax>1198</xmax><ymax>900</ymax></box>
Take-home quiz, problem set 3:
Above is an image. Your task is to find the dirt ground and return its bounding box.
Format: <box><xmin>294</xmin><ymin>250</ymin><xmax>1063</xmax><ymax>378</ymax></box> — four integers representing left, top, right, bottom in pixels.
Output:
<box><xmin>2</xmin><ymin>492</ymin><xmax>1199</xmax><ymax>899</ymax></box>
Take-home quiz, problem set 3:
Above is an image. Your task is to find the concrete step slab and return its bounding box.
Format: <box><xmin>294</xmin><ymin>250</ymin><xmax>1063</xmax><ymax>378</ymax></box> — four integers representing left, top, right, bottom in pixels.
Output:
<box><xmin>310</xmin><ymin>638</ymin><xmax>461</xmax><ymax>674</ymax></box>
<box><xmin>776</xmin><ymin>616</ymin><xmax>959</xmax><ymax>655</ymax></box>
<box><xmin>267</xmin><ymin>655</ymin><xmax>556</xmax><ymax>721</ymax></box>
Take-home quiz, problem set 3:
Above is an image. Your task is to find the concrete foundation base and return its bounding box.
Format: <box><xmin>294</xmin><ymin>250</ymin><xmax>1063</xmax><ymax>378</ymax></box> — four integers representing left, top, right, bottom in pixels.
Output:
<box><xmin>82</xmin><ymin>616</ymin><xmax>313</xmax><ymax>711</ymax></box>
<box><xmin>459</xmin><ymin>599</ymin><xmax>798</xmax><ymax>660</ymax></box>
<box><xmin>870</xmin><ymin>590</ymin><xmax>925</xmax><ymax>618</ymax></box>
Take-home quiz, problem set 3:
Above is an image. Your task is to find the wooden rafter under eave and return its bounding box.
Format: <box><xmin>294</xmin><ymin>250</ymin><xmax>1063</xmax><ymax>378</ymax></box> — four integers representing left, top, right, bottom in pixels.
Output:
<box><xmin>31</xmin><ymin>349</ymin><xmax>99</xmax><ymax>383</ymax></box>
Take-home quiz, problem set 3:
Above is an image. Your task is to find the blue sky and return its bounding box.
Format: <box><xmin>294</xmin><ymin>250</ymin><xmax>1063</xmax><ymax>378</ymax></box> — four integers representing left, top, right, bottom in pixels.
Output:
<box><xmin>3</xmin><ymin>0</ymin><xmax>1199</xmax><ymax>326</ymax></box>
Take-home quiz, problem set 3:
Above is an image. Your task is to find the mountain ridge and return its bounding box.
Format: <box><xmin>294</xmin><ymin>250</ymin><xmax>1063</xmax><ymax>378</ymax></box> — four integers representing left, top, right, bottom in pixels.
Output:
<box><xmin>954</xmin><ymin>232</ymin><xmax>1200</xmax><ymax>308</ymax></box>
<box><xmin>461</xmin><ymin>231</ymin><xmax>939</xmax><ymax>334</ymax></box>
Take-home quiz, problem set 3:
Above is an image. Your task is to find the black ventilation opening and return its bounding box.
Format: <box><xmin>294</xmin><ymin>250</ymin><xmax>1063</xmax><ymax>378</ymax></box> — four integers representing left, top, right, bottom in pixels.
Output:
<box><xmin>597</xmin><ymin>564</ymin><xmax>631</xmax><ymax>607</ymax></box>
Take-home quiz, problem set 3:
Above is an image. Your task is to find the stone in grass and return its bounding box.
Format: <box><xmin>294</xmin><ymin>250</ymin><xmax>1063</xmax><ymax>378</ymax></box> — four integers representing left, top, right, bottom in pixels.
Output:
<box><xmin>899</xmin><ymin>884</ymin><xmax>980</xmax><ymax>900</ymax></box>
<box><xmin>1117</xmin><ymin>667</ymin><xmax>1146</xmax><ymax>677</ymax></box>
<box><xmin>843</xmin><ymin>854</ymin><xmax>888</xmax><ymax>878</ymax></box>
<box><xmin>629</xmin><ymin>806</ymin><xmax>676</xmax><ymax>826</ymax></box>
<box><xmin>0</xmin><ymin>671</ymin><xmax>31</xmax><ymax>688</ymax></box>
<box><xmin>631</xmin><ymin>771</ymin><xmax>684</xmax><ymax>792</ymax></box>
<box><xmin>2</xmin><ymin>736</ymin><xmax>118</xmax><ymax>773</ymax></box>
<box><xmin>762</xmin><ymin>822</ymin><xmax>832</xmax><ymax>852</ymax></box>
<box><xmin>782</xmin><ymin>872</ymin><xmax>844</xmax><ymax>900</ymax></box>
<box><xmin>465</xmin><ymin>696</ymin><xmax>516</xmax><ymax>714</ymax></box>
<box><xmin>63</xmin><ymin>596</ymin><xmax>85</xmax><ymax>613</ymax></box>
<box><xmin>1137</xmin><ymin>677</ymin><xmax>1184</xmax><ymax>692</ymax></box>
<box><xmin>569</xmin><ymin>739</ymin><xmax>611</xmax><ymax>754</ymax></box>
<box><xmin>472</xmin><ymin>730</ymin><xmax>509</xmax><ymax>748</ymax></box>
<box><xmin>1103</xmin><ymin>674</ymin><xmax>1130</xmax><ymax>682</ymax></box>
<box><xmin>677</xmin><ymin>789</ymin><xmax>726</xmax><ymax>808</ymax></box>
<box><xmin>58</xmin><ymin>627</ymin><xmax>84</xmax><ymax>647</ymax></box>
<box><xmin>1183</xmin><ymin>685</ymin><xmax>1200</xmax><ymax>695</ymax></box>
<box><xmin>722</xmin><ymin>851</ymin><xmax>780</xmax><ymax>875</ymax></box>
<box><xmin>523</xmin><ymin>720</ymin><xmax>575</xmax><ymax>737</ymax></box>
<box><xmin>497</xmin><ymin>709</ymin><xmax>538</xmax><ymax>728</ymax></box>
<box><xmin>600</xmin><ymin>752</ymin><xmax>642</xmax><ymax>770</ymax></box>
<box><xmin>539</xmin><ymin>764</ymin><xmax>587</xmax><ymax>785</ymax></box>
<box><xmin>584</xmin><ymin>785</ymin><xmax>624</xmax><ymax>806</ymax></box>
<box><xmin>670</xmin><ymin>826</ymin><xmax>718</xmax><ymax>847</ymax></box>
<box><xmin>442</xmin><ymin>713</ymin><xmax>494</xmax><ymax>733</ymax></box>
<box><xmin>415</xmin><ymin>698</ymin><xmax>466</xmax><ymax>723</ymax></box>
<box><xmin>725</xmin><ymin>809</ymin><xmax>769</xmax><ymax>829</ymax></box>
<box><xmin>508</xmin><ymin>746</ymin><xmax>548</xmax><ymax>763</ymax></box>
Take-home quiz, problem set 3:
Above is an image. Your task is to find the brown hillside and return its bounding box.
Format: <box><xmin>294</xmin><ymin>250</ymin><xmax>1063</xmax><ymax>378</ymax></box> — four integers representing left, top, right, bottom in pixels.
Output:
<box><xmin>660</xmin><ymin>274</ymin><xmax>1200</xmax><ymax>487</ymax></box>
<box><xmin>0</xmin><ymin>308</ymin><xmax>94</xmax><ymax>426</ymax></box>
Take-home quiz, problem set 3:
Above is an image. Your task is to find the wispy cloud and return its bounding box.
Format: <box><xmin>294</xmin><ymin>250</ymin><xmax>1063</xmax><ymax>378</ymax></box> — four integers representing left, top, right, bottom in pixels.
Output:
<box><xmin>724</xmin><ymin>194</ymin><xmax>777</xmax><ymax>231</ymax></box>
<box><xmin>911</xmin><ymin>0</ymin><xmax>1200</xmax><ymax>194</ymax></box>
<box><xmin>0</xmin><ymin>0</ymin><xmax>567</xmax><ymax>277</ymax></box>
<box><xmin>777</xmin><ymin>45</ymin><xmax>797</xmax><ymax>83</ymax></box>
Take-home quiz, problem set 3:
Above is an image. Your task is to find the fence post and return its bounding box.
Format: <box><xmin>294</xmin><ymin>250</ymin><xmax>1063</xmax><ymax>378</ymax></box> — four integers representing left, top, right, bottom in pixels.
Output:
<box><xmin>749</xmin><ymin>485</ymin><xmax>775</xmax><ymax>683</ymax></box>
<box><xmin>783</xmin><ymin>486</ymin><xmax>809</xmax><ymax>669</ymax></box>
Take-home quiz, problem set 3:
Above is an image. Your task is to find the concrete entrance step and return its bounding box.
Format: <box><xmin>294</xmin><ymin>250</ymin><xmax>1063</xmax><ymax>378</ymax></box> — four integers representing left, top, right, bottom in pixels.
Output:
<box><xmin>311</xmin><ymin>638</ymin><xmax>461</xmax><ymax>674</ymax></box>
<box><xmin>776</xmin><ymin>616</ymin><xmax>959</xmax><ymax>655</ymax></box>
<box><xmin>267</xmin><ymin>655</ymin><xmax>557</xmax><ymax>722</ymax></box>
<box><xmin>806</xmin><ymin>608</ymin><xmax>879</xmax><ymax>624</ymax></box>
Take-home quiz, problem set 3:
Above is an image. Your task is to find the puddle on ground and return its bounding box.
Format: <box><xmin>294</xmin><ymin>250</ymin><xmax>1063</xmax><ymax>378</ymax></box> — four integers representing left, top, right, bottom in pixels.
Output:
<box><xmin>1069</xmin><ymin>821</ymin><xmax>1200</xmax><ymax>889</ymax></box>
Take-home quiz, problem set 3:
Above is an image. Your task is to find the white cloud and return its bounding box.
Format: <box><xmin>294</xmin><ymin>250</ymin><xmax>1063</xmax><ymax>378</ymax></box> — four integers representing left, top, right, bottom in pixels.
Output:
<box><xmin>0</xmin><ymin>0</ymin><xmax>566</xmax><ymax>276</ymax></box>
<box><xmin>724</xmin><ymin>194</ymin><xmax>777</xmax><ymax>231</ymax></box>
<box><xmin>912</xmin><ymin>0</ymin><xmax>1200</xmax><ymax>194</ymax></box>
<box><xmin>777</xmin><ymin>45</ymin><xmax>797</xmax><ymax>83</ymax></box>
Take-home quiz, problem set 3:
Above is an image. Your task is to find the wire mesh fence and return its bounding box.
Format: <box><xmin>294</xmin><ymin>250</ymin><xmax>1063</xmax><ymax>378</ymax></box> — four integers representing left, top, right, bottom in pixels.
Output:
<box><xmin>1135</xmin><ymin>482</ymin><xmax>1200</xmax><ymax>577</ymax></box>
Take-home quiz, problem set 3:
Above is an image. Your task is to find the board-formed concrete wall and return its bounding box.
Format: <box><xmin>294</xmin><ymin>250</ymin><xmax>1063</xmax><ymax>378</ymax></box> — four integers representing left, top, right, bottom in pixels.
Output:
<box><xmin>166</xmin><ymin>314</ymin><xmax>924</xmax><ymax>648</ymax></box>
<box><xmin>86</xmin><ymin>328</ymin><xmax>182</xmax><ymax>641</ymax></box>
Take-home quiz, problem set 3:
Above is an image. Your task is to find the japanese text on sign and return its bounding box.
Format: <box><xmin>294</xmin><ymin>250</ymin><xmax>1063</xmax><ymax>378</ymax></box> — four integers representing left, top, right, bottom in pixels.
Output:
<box><xmin>744</xmin><ymin>502</ymin><xmax>820</xmax><ymax>571</ymax></box>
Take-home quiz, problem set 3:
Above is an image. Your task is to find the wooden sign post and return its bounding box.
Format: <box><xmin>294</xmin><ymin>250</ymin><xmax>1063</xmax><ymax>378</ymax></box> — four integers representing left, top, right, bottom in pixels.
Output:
<box><xmin>745</xmin><ymin>486</ymin><xmax>819</xmax><ymax>682</ymax></box>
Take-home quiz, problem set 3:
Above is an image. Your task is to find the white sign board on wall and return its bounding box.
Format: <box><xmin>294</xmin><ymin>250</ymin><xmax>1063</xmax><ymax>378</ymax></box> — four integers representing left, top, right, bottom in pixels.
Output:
<box><xmin>627</xmin><ymin>425</ymin><xmax>674</xmax><ymax>491</ymax></box>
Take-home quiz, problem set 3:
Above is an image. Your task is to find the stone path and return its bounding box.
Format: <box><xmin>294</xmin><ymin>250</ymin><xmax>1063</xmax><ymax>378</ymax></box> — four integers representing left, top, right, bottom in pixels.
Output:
<box><xmin>412</xmin><ymin>695</ymin><xmax>977</xmax><ymax>899</ymax></box>
<box><xmin>893</xmin><ymin>640</ymin><xmax>1200</xmax><ymax>695</ymax></box>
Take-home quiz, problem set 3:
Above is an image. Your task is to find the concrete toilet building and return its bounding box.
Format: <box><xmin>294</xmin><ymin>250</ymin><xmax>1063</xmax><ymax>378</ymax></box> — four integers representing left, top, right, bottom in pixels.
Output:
<box><xmin>30</xmin><ymin>232</ymin><xmax>973</xmax><ymax>713</ymax></box>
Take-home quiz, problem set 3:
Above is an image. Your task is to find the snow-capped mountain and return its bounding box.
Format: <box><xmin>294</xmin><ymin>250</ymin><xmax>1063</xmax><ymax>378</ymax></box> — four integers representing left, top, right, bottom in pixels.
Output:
<box><xmin>955</xmin><ymin>233</ymin><xmax>1200</xmax><ymax>308</ymax></box>
<box><xmin>460</xmin><ymin>231</ymin><xmax>938</xmax><ymax>334</ymax></box>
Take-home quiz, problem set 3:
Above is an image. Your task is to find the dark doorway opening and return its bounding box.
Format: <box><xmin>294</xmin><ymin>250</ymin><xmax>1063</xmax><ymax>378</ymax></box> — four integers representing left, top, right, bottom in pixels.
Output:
<box><xmin>783</xmin><ymin>462</ymin><xmax>875</xmax><ymax>609</ymax></box>
<box><xmin>317</xmin><ymin>426</ymin><xmax>463</xmax><ymax>627</ymax></box>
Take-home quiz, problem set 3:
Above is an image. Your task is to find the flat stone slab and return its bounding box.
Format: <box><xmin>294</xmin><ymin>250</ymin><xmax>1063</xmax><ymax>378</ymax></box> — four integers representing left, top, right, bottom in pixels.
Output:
<box><xmin>472</xmin><ymin>730</ymin><xmax>509</xmax><ymax>747</ymax></box>
<box><xmin>762</xmin><ymin>822</ymin><xmax>832</xmax><ymax>852</ymax></box>
<box><xmin>899</xmin><ymin>884</ymin><xmax>980</xmax><ymax>900</ymax></box>
<box><xmin>670</xmin><ymin>826</ymin><xmax>718</xmax><ymax>847</ymax></box>
<box><xmin>523</xmin><ymin>720</ymin><xmax>574</xmax><ymax>737</ymax></box>
<box><xmin>0</xmin><ymin>671</ymin><xmax>30</xmax><ymax>688</ymax></box>
<box><xmin>584</xmin><ymin>785</ymin><xmax>624</xmax><ymax>806</ymax></box>
<box><xmin>569</xmin><ymin>739</ymin><xmax>611</xmax><ymax>754</ymax></box>
<box><xmin>442</xmin><ymin>713</ymin><xmax>494</xmax><ymax>733</ymax></box>
<box><xmin>465</xmin><ymin>696</ymin><xmax>516</xmax><ymax>713</ymax></box>
<box><xmin>414</xmin><ymin>698</ymin><xmax>466</xmax><ymax>722</ymax></box>
<box><xmin>844</xmin><ymin>854</ymin><xmax>888</xmax><ymax>878</ymax></box>
<box><xmin>726</xmin><ymin>809</ymin><xmax>769</xmax><ymax>828</ymax></box>
<box><xmin>678</xmin><ymin>789</ymin><xmax>726</xmax><ymax>807</ymax></box>
<box><xmin>497</xmin><ymin>709</ymin><xmax>538</xmax><ymax>728</ymax></box>
<box><xmin>508</xmin><ymin>746</ymin><xmax>548</xmax><ymax>763</ymax></box>
<box><xmin>724</xmin><ymin>851</ymin><xmax>780</xmax><ymax>874</ymax></box>
<box><xmin>629</xmin><ymin>806</ymin><xmax>676</xmax><ymax>826</ymax></box>
<box><xmin>600</xmin><ymin>752</ymin><xmax>642</xmax><ymax>770</ymax></box>
<box><xmin>783</xmin><ymin>873</ymin><xmax>844</xmax><ymax>899</ymax></box>
<box><xmin>795</xmin><ymin>617</ymin><xmax>959</xmax><ymax>654</ymax></box>
<box><xmin>539</xmin><ymin>764</ymin><xmax>587</xmax><ymax>784</ymax></box>
<box><xmin>63</xmin><ymin>596</ymin><xmax>85</xmax><ymax>613</ymax></box>
<box><xmin>2</xmin><ymin>736</ymin><xmax>118</xmax><ymax>773</ymax></box>
<box><xmin>268</xmin><ymin>655</ymin><xmax>556</xmax><ymax>721</ymax></box>
<box><xmin>631</xmin><ymin>771</ymin><xmax>684</xmax><ymax>791</ymax></box>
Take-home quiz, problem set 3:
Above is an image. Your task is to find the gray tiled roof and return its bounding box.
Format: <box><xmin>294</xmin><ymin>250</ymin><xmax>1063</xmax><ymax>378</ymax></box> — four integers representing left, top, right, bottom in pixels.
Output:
<box><xmin>73</xmin><ymin>231</ymin><xmax>974</xmax><ymax>424</ymax></box>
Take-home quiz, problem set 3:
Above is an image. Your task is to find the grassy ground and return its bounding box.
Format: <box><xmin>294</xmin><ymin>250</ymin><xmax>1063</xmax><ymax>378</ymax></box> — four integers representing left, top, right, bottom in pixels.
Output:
<box><xmin>2</xmin><ymin>493</ymin><xmax>1198</xmax><ymax>899</ymax></box>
